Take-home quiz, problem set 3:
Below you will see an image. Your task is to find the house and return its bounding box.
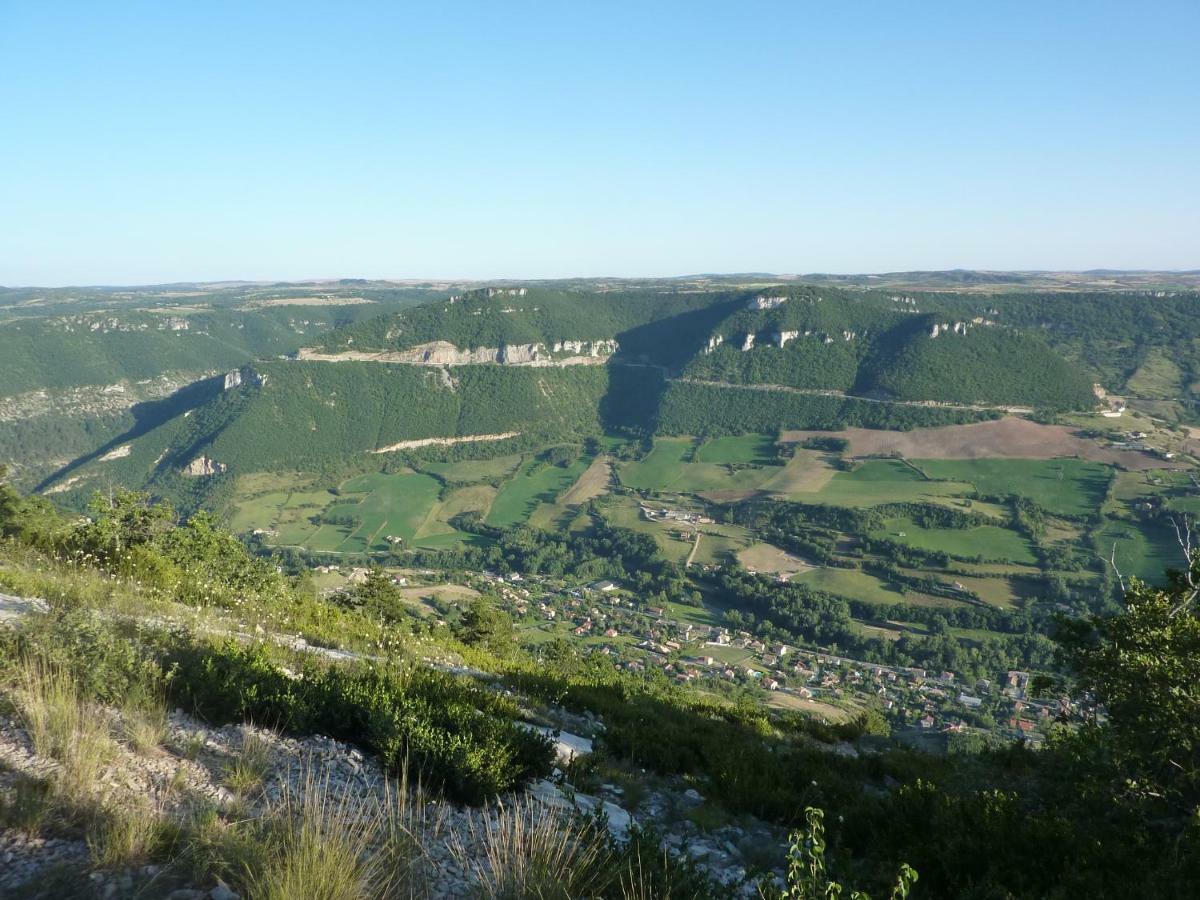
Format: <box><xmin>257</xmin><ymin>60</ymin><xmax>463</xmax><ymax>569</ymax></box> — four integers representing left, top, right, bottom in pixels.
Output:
<box><xmin>957</xmin><ymin>693</ymin><xmax>983</xmax><ymax>709</ymax></box>
<box><xmin>646</xmin><ymin>605</ymin><xmax>665</xmax><ymax>618</ymax></box>
<box><xmin>765</xmin><ymin>679</ymin><xmax>780</xmax><ymax>691</ymax></box>
<box><xmin>918</xmin><ymin>714</ymin><xmax>936</xmax><ymax>729</ymax></box>
<box><xmin>590</xmin><ymin>580</ymin><xmax>618</xmax><ymax>592</ymax></box>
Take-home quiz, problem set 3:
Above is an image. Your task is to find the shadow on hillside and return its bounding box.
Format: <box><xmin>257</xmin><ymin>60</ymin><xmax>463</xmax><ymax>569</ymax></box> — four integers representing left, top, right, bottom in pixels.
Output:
<box><xmin>601</xmin><ymin>299</ymin><xmax>745</xmax><ymax>431</ymax></box>
<box><xmin>35</xmin><ymin>375</ymin><xmax>226</xmax><ymax>494</ymax></box>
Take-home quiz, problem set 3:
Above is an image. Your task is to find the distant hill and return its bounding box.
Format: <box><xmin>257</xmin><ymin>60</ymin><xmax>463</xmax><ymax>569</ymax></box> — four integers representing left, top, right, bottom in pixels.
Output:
<box><xmin>31</xmin><ymin>279</ymin><xmax>1200</xmax><ymax>509</ymax></box>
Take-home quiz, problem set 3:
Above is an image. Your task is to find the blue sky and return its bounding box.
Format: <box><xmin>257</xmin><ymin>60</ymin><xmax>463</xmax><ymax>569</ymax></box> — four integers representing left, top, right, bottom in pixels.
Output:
<box><xmin>1</xmin><ymin>1</ymin><xmax>1197</xmax><ymax>285</ymax></box>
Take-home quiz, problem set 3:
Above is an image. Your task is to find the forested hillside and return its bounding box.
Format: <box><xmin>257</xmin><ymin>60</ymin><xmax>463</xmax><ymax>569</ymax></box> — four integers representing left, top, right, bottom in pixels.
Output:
<box><xmin>313</xmin><ymin>286</ymin><xmax>736</xmax><ymax>358</ymax></box>
<box><xmin>885</xmin><ymin>290</ymin><xmax>1200</xmax><ymax>417</ymax></box>
<box><xmin>684</xmin><ymin>288</ymin><xmax>1096</xmax><ymax>409</ymax></box>
<box><xmin>0</xmin><ymin>301</ymin><xmax>426</xmax><ymax>395</ymax></box>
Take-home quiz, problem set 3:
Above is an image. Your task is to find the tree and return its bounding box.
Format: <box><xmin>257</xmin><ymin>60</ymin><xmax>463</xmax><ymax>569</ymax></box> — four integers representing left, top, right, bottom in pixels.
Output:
<box><xmin>341</xmin><ymin>566</ymin><xmax>407</xmax><ymax>623</ymax></box>
<box><xmin>1055</xmin><ymin>556</ymin><xmax>1200</xmax><ymax>817</ymax></box>
<box><xmin>456</xmin><ymin>598</ymin><xmax>513</xmax><ymax>656</ymax></box>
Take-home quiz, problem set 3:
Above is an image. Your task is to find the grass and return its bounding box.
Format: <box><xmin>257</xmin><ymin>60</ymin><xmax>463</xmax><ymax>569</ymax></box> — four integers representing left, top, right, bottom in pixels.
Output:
<box><xmin>13</xmin><ymin>656</ymin><xmax>114</xmax><ymax>796</ymax></box>
<box><xmin>244</xmin><ymin>769</ymin><xmax>414</xmax><ymax>900</ymax></box>
<box><xmin>87</xmin><ymin>801</ymin><xmax>174</xmax><ymax>869</ymax></box>
<box><xmin>486</xmin><ymin>456</ymin><xmax>594</xmax><ymax>527</ymax></box>
<box><xmin>0</xmin><ymin>774</ymin><xmax>54</xmax><ymax>834</ymax></box>
<box><xmin>792</xmin><ymin>567</ymin><xmax>905</xmax><ymax>606</ymax></box>
<box><xmin>119</xmin><ymin>684</ymin><xmax>169</xmax><ymax>755</ymax></box>
<box><xmin>453</xmin><ymin>801</ymin><xmax>612</xmax><ymax>899</ymax></box>
<box><xmin>331</xmin><ymin>472</ymin><xmax>445</xmax><ymax>550</ymax></box>
<box><xmin>873</xmin><ymin>516</ymin><xmax>1039</xmax><ymax>565</ymax></box>
<box><xmin>619</xmin><ymin>437</ymin><xmax>784</xmax><ymax>496</ymax></box>
<box><xmin>694</xmin><ymin>433</ymin><xmax>778</xmax><ymax>465</ymax></box>
<box><xmin>737</xmin><ymin>543</ymin><xmax>816</xmax><ymax>576</ymax></box>
<box><xmin>421</xmin><ymin>453</ymin><xmax>525</xmax><ymax>483</ymax></box>
<box><xmin>805</xmin><ymin>460</ymin><xmax>974</xmax><ymax>508</ymax></box>
<box><xmin>619</xmin><ymin>438</ymin><xmax>693</xmax><ymax>491</ymax></box>
<box><xmin>760</xmin><ymin>450</ymin><xmax>837</xmax><ymax>496</ymax></box>
<box><xmin>1095</xmin><ymin>518</ymin><xmax>1183</xmax><ymax>584</ymax></box>
<box><xmin>1124</xmin><ymin>348</ymin><xmax>1185</xmax><ymax>398</ymax></box>
<box><xmin>911</xmin><ymin>458</ymin><xmax>1113</xmax><ymax>518</ymax></box>
<box><xmin>224</xmin><ymin>730</ymin><xmax>274</xmax><ymax>797</ymax></box>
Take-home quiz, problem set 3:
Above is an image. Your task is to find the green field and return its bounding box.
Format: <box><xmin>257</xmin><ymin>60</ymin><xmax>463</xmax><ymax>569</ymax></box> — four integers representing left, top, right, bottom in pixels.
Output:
<box><xmin>326</xmin><ymin>472</ymin><xmax>446</xmax><ymax>551</ymax></box>
<box><xmin>420</xmin><ymin>454</ymin><xmax>524</xmax><ymax>483</ymax></box>
<box><xmin>1095</xmin><ymin>518</ymin><xmax>1182</xmax><ymax>584</ymax></box>
<box><xmin>619</xmin><ymin>438</ymin><xmax>694</xmax><ymax>491</ymax></box>
<box><xmin>486</xmin><ymin>456</ymin><xmax>594</xmax><ymax>527</ymax></box>
<box><xmin>911</xmin><ymin>458</ymin><xmax>1112</xmax><ymax>518</ymax></box>
<box><xmin>793</xmin><ymin>567</ymin><xmax>905</xmax><ymax>606</ymax></box>
<box><xmin>694</xmin><ymin>433</ymin><xmax>778</xmax><ymax>465</ymax></box>
<box><xmin>618</xmin><ymin>436</ymin><xmax>786</xmax><ymax>496</ymax></box>
<box><xmin>873</xmin><ymin>516</ymin><xmax>1039</xmax><ymax>565</ymax></box>
<box><xmin>799</xmin><ymin>460</ymin><xmax>974</xmax><ymax>507</ymax></box>
<box><xmin>229</xmin><ymin>470</ymin><xmax>484</xmax><ymax>553</ymax></box>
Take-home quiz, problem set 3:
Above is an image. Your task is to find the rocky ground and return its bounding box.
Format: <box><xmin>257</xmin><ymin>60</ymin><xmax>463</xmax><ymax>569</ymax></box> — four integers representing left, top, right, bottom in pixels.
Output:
<box><xmin>0</xmin><ymin>593</ymin><xmax>786</xmax><ymax>897</ymax></box>
<box><xmin>1</xmin><ymin>704</ymin><xmax>781</xmax><ymax>897</ymax></box>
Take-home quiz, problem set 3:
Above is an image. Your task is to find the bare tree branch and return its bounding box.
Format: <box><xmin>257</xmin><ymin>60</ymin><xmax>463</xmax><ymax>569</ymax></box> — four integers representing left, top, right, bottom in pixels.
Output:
<box><xmin>1166</xmin><ymin>515</ymin><xmax>1200</xmax><ymax>616</ymax></box>
<box><xmin>1106</xmin><ymin>542</ymin><xmax>1127</xmax><ymax>595</ymax></box>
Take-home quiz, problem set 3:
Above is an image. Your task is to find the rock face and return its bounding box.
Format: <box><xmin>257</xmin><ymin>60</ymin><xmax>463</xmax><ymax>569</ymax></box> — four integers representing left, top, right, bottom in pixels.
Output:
<box><xmin>183</xmin><ymin>456</ymin><xmax>227</xmax><ymax>477</ymax></box>
<box><xmin>748</xmin><ymin>295</ymin><xmax>787</xmax><ymax>310</ymax></box>
<box><xmin>297</xmin><ymin>340</ymin><xmax>618</xmax><ymax>367</ymax></box>
<box><xmin>929</xmin><ymin>318</ymin><xmax>995</xmax><ymax>338</ymax></box>
<box><xmin>223</xmin><ymin>368</ymin><xmax>267</xmax><ymax>390</ymax></box>
<box><xmin>774</xmin><ymin>330</ymin><xmax>799</xmax><ymax>347</ymax></box>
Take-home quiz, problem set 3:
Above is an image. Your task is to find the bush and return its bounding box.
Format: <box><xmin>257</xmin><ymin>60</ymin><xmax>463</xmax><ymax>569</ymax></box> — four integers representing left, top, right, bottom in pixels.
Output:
<box><xmin>158</xmin><ymin>637</ymin><xmax>554</xmax><ymax>804</ymax></box>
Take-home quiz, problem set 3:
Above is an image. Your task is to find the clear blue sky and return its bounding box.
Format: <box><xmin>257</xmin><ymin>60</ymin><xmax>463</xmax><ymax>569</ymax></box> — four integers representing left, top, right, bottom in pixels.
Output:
<box><xmin>1</xmin><ymin>1</ymin><xmax>1197</xmax><ymax>285</ymax></box>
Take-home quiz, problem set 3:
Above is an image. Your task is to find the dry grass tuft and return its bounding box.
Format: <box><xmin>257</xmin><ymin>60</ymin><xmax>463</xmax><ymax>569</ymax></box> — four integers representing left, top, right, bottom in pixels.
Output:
<box><xmin>453</xmin><ymin>800</ymin><xmax>613</xmax><ymax>900</ymax></box>
<box><xmin>13</xmin><ymin>655</ymin><xmax>114</xmax><ymax>796</ymax></box>
<box><xmin>223</xmin><ymin>729</ymin><xmax>273</xmax><ymax>797</ymax></box>
<box><xmin>244</xmin><ymin>767</ymin><xmax>416</xmax><ymax>900</ymax></box>
<box><xmin>86</xmin><ymin>800</ymin><xmax>175</xmax><ymax>869</ymax></box>
<box><xmin>119</xmin><ymin>684</ymin><xmax>169</xmax><ymax>756</ymax></box>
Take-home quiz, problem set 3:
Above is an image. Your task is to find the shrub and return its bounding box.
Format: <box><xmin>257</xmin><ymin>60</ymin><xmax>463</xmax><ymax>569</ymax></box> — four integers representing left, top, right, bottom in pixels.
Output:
<box><xmin>158</xmin><ymin>637</ymin><xmax>554</xmax><ymax>804</ymax></box>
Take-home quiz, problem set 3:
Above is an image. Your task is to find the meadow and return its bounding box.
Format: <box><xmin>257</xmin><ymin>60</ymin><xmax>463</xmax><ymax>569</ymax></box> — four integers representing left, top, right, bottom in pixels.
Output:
<box><xmin>618</xmin><ymin>437</ymin><xmax>784</xmax><ymax>495</ymax></box>
<box><xmin>1094</xmin><ymin>518</ymin><xmax>1183</xmax><ymax>583</ymax></box>
<box><xmin>693</xmin><ymin>433</ymin><xmax>779</xmax><ymax>465</ymax></box>
<box><xmin>792</xmin><ymin>567</ymin><xmax>906</xmax><ymax>606</ymax></box>
<box><xmin>910</xmin><ymin>458</ymin><xmax>1112</xmax><ymax>518</ymax></box>
<box><xmin>872</xmin><ymin>516</ymin><xmax>1039</xmax><ymax>565</ymax></box>
<box><xmin>485</xmin><ymin>455</ymin><xmax>595</xmax><ymax>527</ymax></box>
<box><xmin>794</xmin><ymin>460</ymin><xmax>973</xmax><ymax>507</ymax></box>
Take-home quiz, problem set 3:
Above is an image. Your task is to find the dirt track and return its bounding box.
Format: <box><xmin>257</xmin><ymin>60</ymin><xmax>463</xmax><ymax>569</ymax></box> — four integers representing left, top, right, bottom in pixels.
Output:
<box><xmin>782</xmin><ymin>417</ymin><xmax>1176</xmax><ymax>470</ymax></box>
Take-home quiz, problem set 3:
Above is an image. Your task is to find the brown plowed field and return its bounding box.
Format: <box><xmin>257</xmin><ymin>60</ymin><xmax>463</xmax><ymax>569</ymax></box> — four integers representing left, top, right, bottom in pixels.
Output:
<box><xmin>782</xmin><ymin>417</ymin><xmax>1174</xmax><ymax>470</ymax></box>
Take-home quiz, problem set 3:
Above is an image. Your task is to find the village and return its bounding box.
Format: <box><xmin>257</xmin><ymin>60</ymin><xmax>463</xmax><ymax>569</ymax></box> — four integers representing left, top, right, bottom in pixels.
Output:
<box><xmin>469</xmin><ymin>568</ymin><xmax>1064</xmax><ymax>748</ymax></box>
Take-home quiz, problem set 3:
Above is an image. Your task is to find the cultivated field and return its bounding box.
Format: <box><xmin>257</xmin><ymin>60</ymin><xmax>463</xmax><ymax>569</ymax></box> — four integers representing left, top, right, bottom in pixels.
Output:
<box><xmin>873</xmin><ymin>516</ymin><xmax>1039</xmax><ymax>565</ymax></box>
<box><xmin>792</xmin><ymin>459</ymin><xmax>973</xmax><ymax>507</ymax></box>
<box><xmin>910</xmin><ymin>458</ymin><xmax>1111</xmax><ymax>518</ymax></box>
<box><xmin>736</xmin><ymin>543</ymin><xmax>816</xmax><ymax>577</ymax></box>
<box><xmin>486</xmin><ymin>456</ymin><xmax>594</xmax><ymax>527</ymax></box>
<box><xmin>781</xmin><ymin>417</ymin><xmax>1177</xmax><ymax>470</ymax></box>
<box><xmin>619</xmin><ymin>437</ymin><xmax>782</xmax><ymax>495</ymax></box>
